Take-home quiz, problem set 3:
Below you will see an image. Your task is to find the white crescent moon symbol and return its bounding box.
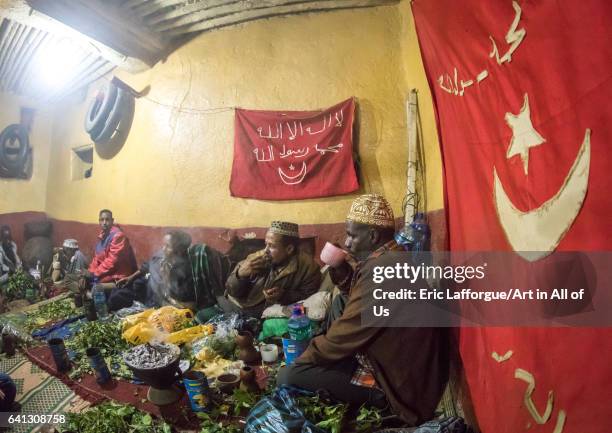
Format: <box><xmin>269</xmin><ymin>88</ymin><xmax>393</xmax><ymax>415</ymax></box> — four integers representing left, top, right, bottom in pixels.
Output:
<box><xmin>493</xmin><ymin>129</ymin><xmax>591</xmax><ymax>261</ymax></box>
<box><xmin>278</xmin><ymin>162</ymin><xmax>307</xmax><ymax>185</ymax></box>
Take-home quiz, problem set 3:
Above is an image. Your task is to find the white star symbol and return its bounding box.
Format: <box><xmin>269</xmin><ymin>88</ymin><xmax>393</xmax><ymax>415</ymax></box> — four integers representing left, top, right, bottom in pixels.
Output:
<box><xmin>505</xmin><ymin>93</ymin><xmax>546</xmax><ymax>175</ymax></box>
<box><xmin>289</xmin><ymin>164</ymin><xmax>295</xmax><ymax>170</ymax></box>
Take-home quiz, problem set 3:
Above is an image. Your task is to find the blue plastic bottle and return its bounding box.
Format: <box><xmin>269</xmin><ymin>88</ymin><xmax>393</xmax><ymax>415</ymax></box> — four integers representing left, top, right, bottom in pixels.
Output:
<box><xmin>287</xmin><ymin>304</ymin><xmax>311</xmax><ymax>341</ymax></box>
<box><xmin>92</xmin><ymin>278</ymin><xmax>109</xmax><ymax>318</ymax></box>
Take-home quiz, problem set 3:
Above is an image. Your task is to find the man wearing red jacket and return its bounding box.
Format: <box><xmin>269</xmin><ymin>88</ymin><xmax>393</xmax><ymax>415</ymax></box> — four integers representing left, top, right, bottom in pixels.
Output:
<box><xmin>88</xmin><ymin>209</ymin><xmax>138</xmax><ymax>310</ymax></box>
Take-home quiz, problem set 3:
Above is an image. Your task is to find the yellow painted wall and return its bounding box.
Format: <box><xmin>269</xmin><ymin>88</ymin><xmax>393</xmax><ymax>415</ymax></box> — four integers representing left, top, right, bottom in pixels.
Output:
<box><xmin>41</xmin><ymin>1</ymin><xmax>444</xmax><ymax>228</ymax></box>
<box><xmin>398</xmin><ymin>0</ymin><xmax>444</xmax><ymax>212</ymax></box>
<box><xmin>0</xmin><ymin>93</ymin><xmax>53</xmax><ymax>214</ymax></box>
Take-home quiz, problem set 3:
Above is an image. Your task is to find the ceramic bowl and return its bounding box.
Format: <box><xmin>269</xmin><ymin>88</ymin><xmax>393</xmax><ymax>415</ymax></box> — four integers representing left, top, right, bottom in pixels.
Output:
<box><xmin>217</xmin><ymin>373</ymin><xmax>240</xmax><ymax>394</ymax></box>
<box><xmin>320</xmin><ymin>242</ymin><xmax>348</xmax><ymax>267</ymax></box>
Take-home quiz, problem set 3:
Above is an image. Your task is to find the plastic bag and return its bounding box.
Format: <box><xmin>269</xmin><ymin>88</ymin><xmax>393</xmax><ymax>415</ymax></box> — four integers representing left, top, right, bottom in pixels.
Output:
<box><xmin>122</xmin><ymin>320</ymin><xmax>212</xmax><ymax>345</ymax></box>
<box><xmin>374</xmin><ymin>417</ymin><xmax>473</xmax><ymax>433</ymax></box>
<box><xmin>122</xmin><ymin>322</ymin><xmax>161</xmax><ymax>345</ymax></box>
<box><xmin>0</xmin><ymin>317</ymin><xmax>34</xmax><ymax>346</ymax></box>
<box><xmin>122</xmin><ymin>305</ymin><xmax>194</xmax><ymax>335</ymax></box>
<box><xmin>191</xmin><ymin>332</ymin><xmax>237</xmax><ymax>360</ymax></box>
<box><xmin>114</xmin><ymin>301</ymin><xmax>147</xmax><ymax>319</ymax></box>
<box><xmin>148</xmin><ymin>306</ymin><xmax>194</xmax><ymax>332</ymax></box>
<box><xmin>206</xmin><ymin>312</ymin><xmax>261</xmax><ymax>338</ymax></box>
<box><xmin>121</xmin><ymin>308</ymin><xmax>154</xmax><ymax>330</ymax></box>
<box><xmin>302</xmin><ymin>292</ymin><xmax>331</xmax><ymax>321</ymax></box>
<box><xmin>166</xmin><ymin>324</ymin><xmax>214</xmax><ymax>345</ymax></box>
<box><xmin>245</xmin><ymin>385</ymin><xmax>326</xmax><ymax>433</ymax></box>
<box><xmin>259</xmin><ymin>318</ymin><xmax>289</xmax><ymax>341</ymax></box>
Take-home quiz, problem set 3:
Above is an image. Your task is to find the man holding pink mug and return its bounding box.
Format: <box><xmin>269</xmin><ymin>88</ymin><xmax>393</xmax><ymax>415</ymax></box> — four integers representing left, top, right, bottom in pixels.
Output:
<box><xmin>278</xmin><ymin>194</ymin><xmax>449</xmax><ymax>427</ymax></box>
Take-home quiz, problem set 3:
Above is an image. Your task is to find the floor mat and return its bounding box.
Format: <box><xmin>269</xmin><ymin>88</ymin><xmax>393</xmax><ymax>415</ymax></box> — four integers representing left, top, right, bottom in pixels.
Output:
<box><xmin>1</xmin><ymin>352</ymin><xmax>89</xmax><ymax>433</ymax></box>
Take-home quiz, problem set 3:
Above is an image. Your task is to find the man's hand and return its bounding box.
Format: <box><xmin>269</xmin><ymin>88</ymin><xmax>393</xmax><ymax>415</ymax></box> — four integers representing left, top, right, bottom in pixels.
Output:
<box><xmin>78</xmin><ymin>276</ymin><xmax>90</xmax><ymax>292</ymax></box>
<box><xmin>264</xmin><ymin>286</ymin><xmax>284</xmax><ymax>303</ymax></box>
<box><xmin>237</xmin><ymin>255</ymin><xmax>269</xmax><ymax>279</ymax></box>
<box><xmin>329</xmin><ymin>261</ymin><xmax>353</xmax><ymax>293</ymax></box>
<box><xmin>116</xmin><ymin>277</ymin><xmax>131</xmax><ymax>288</ymax></box>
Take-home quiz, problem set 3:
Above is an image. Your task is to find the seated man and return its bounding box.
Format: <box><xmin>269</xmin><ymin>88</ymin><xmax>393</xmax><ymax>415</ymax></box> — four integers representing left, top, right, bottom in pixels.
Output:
<box><xmin>278</xmin><ymin>194</ymin><xmax>449</xmax><ymax>426</ymax></box>
<box><xmin>0</xmin><ymin>225</ymin><xmax>22</xmax><ymax>286</ymax></box>
<box><xmin>118</xmin><ymin>230</ymin><xmax>233</xmax><ymax>311</ymax></box>
<box><xmin>50</xmin><ymin>239</ymin><xmax>89</xmax><ymax>285</ymax></box>
<box><xmin>224</xmin><ymin>221</ymin><xmax>321</xmax><ymax>318</ymax></box>
<box><xmin>87</xmin><ymin>209</ymin><xmax>137</xmax><ymax>311</ymax></box>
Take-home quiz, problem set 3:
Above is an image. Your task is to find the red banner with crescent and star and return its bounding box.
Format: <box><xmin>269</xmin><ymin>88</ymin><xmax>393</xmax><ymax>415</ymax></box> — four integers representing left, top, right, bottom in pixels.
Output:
<box><xmin>412</xmin><ymin>1</ymin><xmax>612</xmax><ymax>433</ymax></box>
<box><xmin>230</xmin><ymin>98</ymin><xmax>358</xmax><ymax>200</ymax></box>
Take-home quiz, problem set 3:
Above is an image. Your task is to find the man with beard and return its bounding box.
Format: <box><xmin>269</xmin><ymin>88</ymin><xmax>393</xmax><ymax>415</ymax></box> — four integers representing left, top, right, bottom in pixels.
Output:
<box><xmin>117</xmin><ymin>230</ymin><xmax>233</xmax><ymax>311</ymax></box>
<box><xmin>224</xmin><ymin>221</ymin><xmax>321</xmax><ymax>318</ymax></box>
<box><xmin>117</xmin><ymin>231</ymin><xmax>194</xmax><ymax>309</ymax></box>
<box><xmin>277</xmin><ymin>194</ymin><xmax>449</xmax><ymax>426</ymax></box>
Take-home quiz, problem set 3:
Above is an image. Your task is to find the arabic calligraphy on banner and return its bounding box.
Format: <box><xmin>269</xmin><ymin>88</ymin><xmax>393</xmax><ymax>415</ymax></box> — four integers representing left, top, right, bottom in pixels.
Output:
<box><xmin>230</xmin><ymin>98</ymin><xmax>359</xmax><ymax>200</ymax></box>
<box><xmin>412</xmin><ymin>0</ymin><xmax>612</xmax><ymax>432</ymax></box>
<box><xmin>437</xmin><ymin>0</ymin><xmax>525</xmax><ymax>97</ymax></box>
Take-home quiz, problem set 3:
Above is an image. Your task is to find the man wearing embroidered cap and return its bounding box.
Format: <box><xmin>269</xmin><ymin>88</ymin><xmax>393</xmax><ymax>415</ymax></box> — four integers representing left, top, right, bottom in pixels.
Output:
<box><xmin>225</xmin><ymin>221</ymin><xmax>321</xmax><ymax>318</ymax></box>
<box><xmin>278</xmin><ymin>194</ymin><xmax>448</xmax><ymax>426</ymax></box>
<box><xmin>50</xmin><ymin>238</ymin><xmax>89</xmax><ymax>284</ymax></box>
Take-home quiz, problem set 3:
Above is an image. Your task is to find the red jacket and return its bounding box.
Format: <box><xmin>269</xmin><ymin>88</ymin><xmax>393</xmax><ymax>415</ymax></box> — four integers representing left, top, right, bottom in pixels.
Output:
<box><xmin>89</xmin><ymin>226</ymin><xmax>137</xmax><ymax>282</ymax></box>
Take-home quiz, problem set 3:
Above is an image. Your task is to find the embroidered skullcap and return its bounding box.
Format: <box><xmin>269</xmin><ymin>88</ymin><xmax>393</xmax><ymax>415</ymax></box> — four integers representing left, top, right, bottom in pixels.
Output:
<box><xmin>63</xmin><ymin>239</ymin><xmax>79</xmax><ymax>249</ymax></box>
<box><xmin>347</xmin><ymin>194</ymin><xmax>395</xmax><ymax>228</ymax></box>
<box><xmin>269</xmin><ymin>221</ymin><xmax>299</xmax><ymax>238</ymax></box>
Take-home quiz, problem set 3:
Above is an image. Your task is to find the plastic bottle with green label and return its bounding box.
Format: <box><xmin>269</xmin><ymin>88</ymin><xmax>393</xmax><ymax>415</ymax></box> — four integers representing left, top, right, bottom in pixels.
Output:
<box><xmin>287</xmin><ymin>304</ymin><xmax>312</xmax><ymax>341</ymax></box>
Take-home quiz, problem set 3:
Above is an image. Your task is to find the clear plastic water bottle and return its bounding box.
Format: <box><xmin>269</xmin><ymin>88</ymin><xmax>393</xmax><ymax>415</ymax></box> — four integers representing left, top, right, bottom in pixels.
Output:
<box><xmin>287</xmin><ymin>304</ymin><xmax>312</xmax><ymax>341</ymax></box>
<box><xmin>92</xmin><ymin>278</ymin><xmax>108</xmax><ymax>318</ymax></box>
<box><xmin>26</xmin><ymin>261</ymin><xmax>41</xmax><ymax>302</ymax></box>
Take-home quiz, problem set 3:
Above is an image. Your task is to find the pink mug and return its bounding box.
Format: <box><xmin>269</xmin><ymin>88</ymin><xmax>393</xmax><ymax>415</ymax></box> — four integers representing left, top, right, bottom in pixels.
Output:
<box><xmin>320</xmin><ymin>242</ymin><xmax>348</xmax><ymax>267</ymax></box>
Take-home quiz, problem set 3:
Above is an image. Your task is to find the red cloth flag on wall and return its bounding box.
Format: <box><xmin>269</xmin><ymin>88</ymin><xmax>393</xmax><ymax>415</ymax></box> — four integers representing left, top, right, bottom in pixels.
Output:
<box><xmin>230</xmin><ymin>98</ymin><xmax>358</xmax><ymax>200</ymax></box>
<box><xmin>412</xmin><ymin>1</ymin><xmax>612</xmax><ymax>432</ymax></box>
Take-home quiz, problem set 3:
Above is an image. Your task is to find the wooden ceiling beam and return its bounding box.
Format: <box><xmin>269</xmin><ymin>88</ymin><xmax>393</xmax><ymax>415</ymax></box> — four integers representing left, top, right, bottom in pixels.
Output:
<box><xmin>27</xmin><ymin>0</ymin><xmax>169</xmax><ymax>66</ymax></box>
<box><xmin>159</xmin><ymin>0</ymin><xmax>398</xmax><ymax>36</ymax></box>
<box><xmin>144</xmin><ymin>0</ymin><xmax>236</xmax><ymax>26</ymax></box>
<box><xmin>128</xmin><ymin>0</ymin><xmax>187</xmax><ymax>17</ymax></box>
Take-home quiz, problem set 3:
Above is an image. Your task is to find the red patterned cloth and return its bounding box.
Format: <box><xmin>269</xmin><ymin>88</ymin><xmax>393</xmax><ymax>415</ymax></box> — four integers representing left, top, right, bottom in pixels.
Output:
<box><xmin>350</xmin><ymin>353</ymin><xmax>379</xmax><ymax>389</ymax></box>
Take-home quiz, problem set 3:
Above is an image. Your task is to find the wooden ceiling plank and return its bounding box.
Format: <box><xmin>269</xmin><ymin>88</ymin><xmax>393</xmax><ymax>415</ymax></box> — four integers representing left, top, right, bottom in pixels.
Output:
<box><xmin>161</xmin><ymin>0</ymin><xmax>397</xmax><ymax>36</ymax></box>
<box><xmin>130</xmin><ymin>0</ymin><xmax>186</xmax><ymax>17</ymax></box>
<box><xmin>153</xmin><ymin>0</ymin><xmax>316</xmax><ymax>32</ymax></box>
<box><xmin>122</xmin><ymin>0</ymin><xmax>152</xmax><ymax>9</ymax></box>
<box><xmin>145</xmin><ymin>0</ymin><xmax>237</xmax><ymax>25</ymax></box>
